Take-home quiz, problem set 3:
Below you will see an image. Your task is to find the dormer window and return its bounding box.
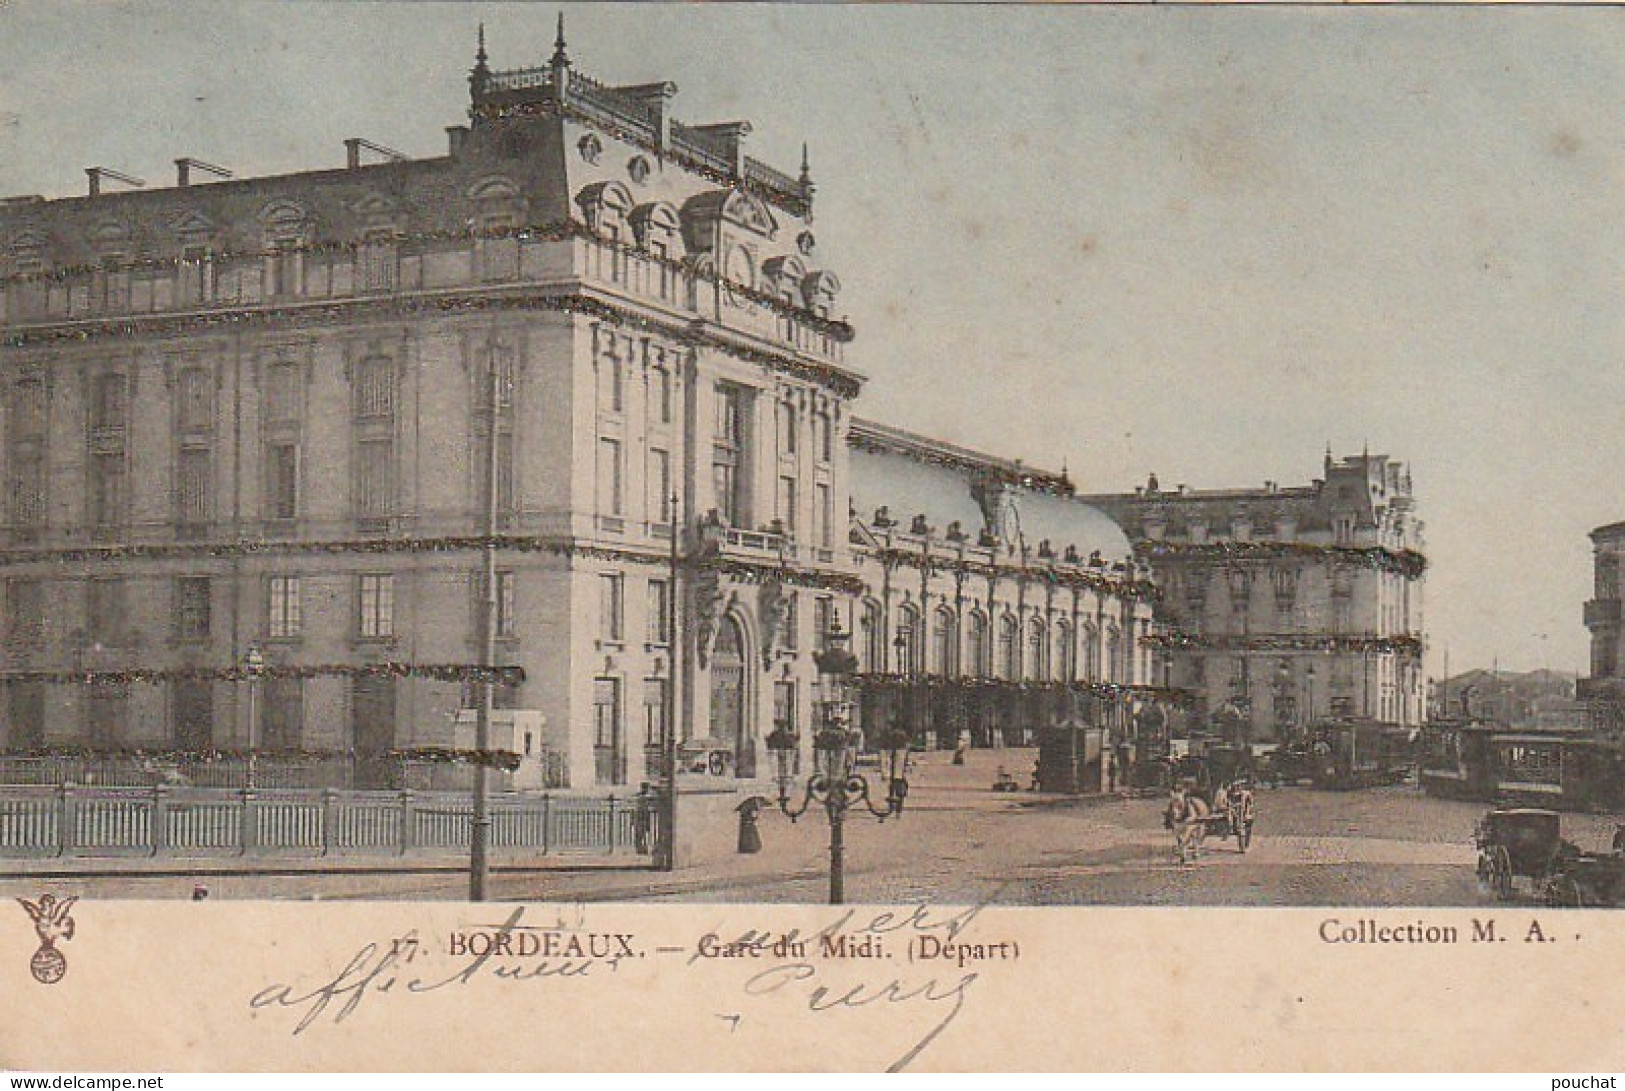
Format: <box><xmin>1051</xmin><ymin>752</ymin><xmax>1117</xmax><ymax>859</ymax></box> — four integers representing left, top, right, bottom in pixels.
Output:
<box><xmin>268</xmin><ymin>237</ymin><xmax>302</xmax><ymax>298</ymax></box>
<box><xmin>358</xmin><ymin>228</ymin><xmax>398</xmax><ymax>292</ymax></box>
<box><xmin>179</xmin><ymin>244</ymin><xmax>214</xmax><ymax>304</ymax></box>
<box><xmin>258</xmin><ymin>201</ymin><xmax>310</xmax><ymax>299</ymax></box>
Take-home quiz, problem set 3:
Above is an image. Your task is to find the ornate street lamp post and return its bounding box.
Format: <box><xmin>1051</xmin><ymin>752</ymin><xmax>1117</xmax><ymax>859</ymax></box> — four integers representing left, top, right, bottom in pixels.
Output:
<box><xmin>766</xmin><ymin>619</ymin><xmax>909</xmax><ymax>905</ymax></box>
<box><xmin>242</xmin><ymin>644</ymin><xmax>266</xmax><ymax>790</ymax></box>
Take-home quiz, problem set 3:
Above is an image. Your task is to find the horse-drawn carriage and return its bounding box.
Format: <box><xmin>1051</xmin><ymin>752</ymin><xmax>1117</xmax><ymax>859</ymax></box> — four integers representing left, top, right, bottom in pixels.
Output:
<box><xmin>1474</xmin><ymin>807</ymin><xmax>1625</xmax><ymax>907</ymax></box>
<box><xmin>1164</xmin><ymin>778</ymin><xmax>1257</xmax><ymax>864</ymax></box>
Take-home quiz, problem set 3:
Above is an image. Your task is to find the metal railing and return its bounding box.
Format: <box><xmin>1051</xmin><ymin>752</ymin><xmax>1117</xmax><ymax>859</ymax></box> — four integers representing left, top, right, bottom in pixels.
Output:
<box><xmin>0</xmin><ymin>784</ymin><xmax>654</xmax><ymax>859</ymax></box>
<box><xmin>0</xmin><ymin>752</ymin><xmax>569</xmax><ymax>792</ymax></box>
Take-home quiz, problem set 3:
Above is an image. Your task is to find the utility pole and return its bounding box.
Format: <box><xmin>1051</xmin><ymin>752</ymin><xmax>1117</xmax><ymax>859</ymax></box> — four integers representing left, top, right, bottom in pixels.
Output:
<box><xmin>470</xmin><ymin>351</ymin><xmax>501</xmax><ymax>901</ymax></box>
<box><xmin>657</xmin><ymin>488</ymin><xmax>681</xmax><ymax>871</ymax></box>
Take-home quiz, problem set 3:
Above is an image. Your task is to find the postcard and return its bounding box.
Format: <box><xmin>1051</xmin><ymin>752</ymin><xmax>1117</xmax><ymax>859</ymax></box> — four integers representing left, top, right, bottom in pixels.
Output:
<box><xmin>1</xmin><ymin>0</ymin><xmax>1623</xmax><ymax>1073</ymax></box>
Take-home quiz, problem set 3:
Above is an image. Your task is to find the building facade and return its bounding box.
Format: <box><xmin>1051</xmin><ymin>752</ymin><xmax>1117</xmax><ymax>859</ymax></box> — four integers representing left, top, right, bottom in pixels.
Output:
<box><xmin>846</xmin><ymin>420</ymin><xmax>1157</xmax><ymax>757</ymax></box>
<box><xmin>0</xmin><ymin>28</ymin><xmax>1155</xmax><ymax>788</ymax></box>
<box><xmin>1078</xmin><ymin>452</ymin><xmax>1427</xmax><ymax>741</ymax></box>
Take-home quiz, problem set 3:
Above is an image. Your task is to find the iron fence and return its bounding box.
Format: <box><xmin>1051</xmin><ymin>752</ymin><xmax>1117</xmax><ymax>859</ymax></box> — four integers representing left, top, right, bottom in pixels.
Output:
<box><xmin>0</xmin><ymin>785</ymin><xmax>655</xmax><ymax>859</ymax></box>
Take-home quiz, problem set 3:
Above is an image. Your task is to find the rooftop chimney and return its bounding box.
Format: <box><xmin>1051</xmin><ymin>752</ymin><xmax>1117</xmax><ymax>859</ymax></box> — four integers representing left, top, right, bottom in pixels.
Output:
<box><xmin>344</xmin><ymin>138</ymin><xmax>409</xmax><ymax>169</ymax></box>
<box><xmin>446</xmin><ymin>125</ymin><xmax>470</xmax><ymax>157</ymax></box>
<box><xmin>84</xmin><ymin>167</ymin><xmax>145</xmax><ymax>198</ymax></box>
<box><xmin>691</xmin><ymin>121</ymin><xmax>752</xmax><ymax>177</ymax></box>
<box><xmin>174</xmin><ymin>157</ymin><xmax>232</xmax><ymax>187</ymax></box>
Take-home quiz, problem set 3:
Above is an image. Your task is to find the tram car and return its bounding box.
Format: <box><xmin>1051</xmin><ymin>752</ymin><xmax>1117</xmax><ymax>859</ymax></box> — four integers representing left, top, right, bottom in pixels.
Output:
<box><xmin>1420</xmin><ymin>721</ymin><xmax>1625</xmax><ymax>813</ymax></box>
<box><xmin>1305</xmin><ymin>718</ymin><xmax>1416</xmax><ymax>790</ymax></box>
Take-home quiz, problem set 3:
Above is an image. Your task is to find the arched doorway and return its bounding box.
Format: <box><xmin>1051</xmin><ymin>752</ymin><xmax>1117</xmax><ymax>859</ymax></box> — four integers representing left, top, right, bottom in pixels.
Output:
<box><xmin>711</xmin><ymin>616</ymin><xmax>754</xmax><ymax>778</ymax></box>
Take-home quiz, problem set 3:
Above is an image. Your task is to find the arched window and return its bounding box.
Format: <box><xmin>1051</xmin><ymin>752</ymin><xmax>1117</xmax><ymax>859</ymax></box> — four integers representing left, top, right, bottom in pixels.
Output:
<box><xmin>1055</xmin><ymin>620</ymin><xmax>1073</xmax><ymax>682</ymax></box>
<box><xmin>895</xmin><ymin>603</ymin><xmax>919</xmax><ymax>675</ymax></box>
<box><xmin>1084</xmin><ymin>623</ymin><xmax>1101</xmax><ymax>682</ymax></box>
<box><xmin>1027</xmin><ymin>619</ymin><xmax>1048</xmax><ymax>682</ymax></box>
<box><xmin>859</xmin><ymin>599</ymin><xmax>883</xmax><ymax>672</ymax></box>
<box><xmin>966</xmin><ymin>609</ymin><xmax>989</xmax><ymax>677</ymax></box>
<box><xmin>1105</xmin><ymin>625</ymin><xmax>1122</xmax><ymax>684</ymax></box>
<box><xmin>998</xmin><ymin>614</ymin><xmax>1019</xmax><ymax>680</ymax></box>
<box><xmin>932</xmin><ymin>605</ymin><xmax>958</xmax><ymax>677</ymax></box>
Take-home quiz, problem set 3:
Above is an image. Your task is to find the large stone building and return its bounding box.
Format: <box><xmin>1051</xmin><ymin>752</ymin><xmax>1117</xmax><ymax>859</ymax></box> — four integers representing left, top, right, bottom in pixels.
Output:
<box><xmin>847</xmin><ymin>420</ymin><xmax>1157</xmax><ymax>758</ymax></box>
<box><xmin>0</xmin><ymin>27</ymin><xmax>1154</xmax><ymax>788</ymax></box>
<box><xmin>1581</xmin><ymin>521</ymin><xmax>1625</xmax><ymax>732</ymax></box>
<box><xmin>1078</xmin><ymin>451</ymin><xmax>1427</xmax><ymax>741</ymax></box>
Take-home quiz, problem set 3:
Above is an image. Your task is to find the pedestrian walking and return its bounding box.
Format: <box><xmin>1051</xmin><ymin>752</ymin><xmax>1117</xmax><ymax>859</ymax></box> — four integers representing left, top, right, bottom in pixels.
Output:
<box><xmin>735</xmin><ymin>796</ymin><xmax>767</xmax><ymax>854</ymax></box>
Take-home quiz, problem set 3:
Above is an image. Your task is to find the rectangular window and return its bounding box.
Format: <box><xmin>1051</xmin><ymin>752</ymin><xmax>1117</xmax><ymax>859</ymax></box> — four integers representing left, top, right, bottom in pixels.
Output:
<box><xmin>649</xmin><ymin>448</ymin><xmax>671</xmax><ymax>524</ymax></box>
<box><xmin>600</xmin><ymin>574</ymin><xmax>624</xmax><ymax>643</ymax></box>
<box><xmin>777</xmin><ymin>475</ymin><xmax>797</xmax><ymax>535</ymax></box>
<box><xmin>175</xmin><ymin>576</ymin><xmax>211</xmax><ymax>640</ymax></box>
<box><xmin>6</xmin><ymin>580</ymin><xmax>42</xmax><ymax>648</ymax></box>
<box><xmin>86</xmin><ymin>578</ymin><xmax>126</xmax><ymax>645</ymax></box>
<box><xmin>814</xmin><ymin>597</ymin><xmax>835</xmax><ymax>652</ymax></box>
<box><xmin>779</xmin><ymin>403</ymin><xmax>798</xmax><ymax>455</ymax></box>
<box><xmin>177</xmin><ymin>368</ymin><xmax>213</xmax><ymax>432</ymax></box>
<box><xmin>597</xmin><ymin>437</ymin><xmax>623</xmax><ymax>516</ymax></box>
<box><xmin>715</xmin><ymin>385</ymin><xmax>744</xmax><ymax>446</ymax></box>
<box><xmin>90</xmin><ymin>454</ymin><xmax>125</xmax><ymax>528</ymax></box>
<box><xmin>816</xmin><ymin>412</ymin><xmax>833</xmax><ymax>463</ymax></box>
<box><xmin>643</xmin><ymin>678</ymin><xmax>667</xmax><ymax>749</ymax></box>
<box><xmin>358</xmin><ymin>574</ymin><xmax>394</xmax><ymax>638</ymax></box>
<box><xmin>602</xmin><ymin>356</ymin><xmax>624</xmax><ymax>414</ymax></box>
<box><xmin>654</xmin><ymin>368</ymin><xmax>672</xmax><ymax>424</ymax></box>
<box><xmin>354</xmin><ymin>357</ymin><xmax>395</xmax><ymax>419</ymax></box>
<box><xmin>268</xmin><ymin>576</ymin><xmax>301</xmax><ymax>638</ymax></box>
<box><xmin>712</xmin><ymin>461</ymin><xmax>737</xmax><ymax>525</ymax></box>
<box><xmin>91</xmin><ymin>374</ymin><xmax>126</xmax><ymax>431</ymax></box>
<box><xmin>176</xmin><ymin>447</ymin><xmax>211</xmax><ymax>528</ymax></box>
<box><xmin>814</xmin><ymin>483</ymin><xmax>832</xmax><ymax>547</ymax></box>
<box><xmin>268</xmin><ymin>443</ymin><xmax>298</xmax><ymax>519</ymax></box>
<box><xmin>266</xmin><ymin>363</ymin><xmax>301</xmax><ymax>422</ymax></box>
<box><xmin>261</xmin><ymin>677</ymin><xmax>304</xmax><ymax>750</ymax></box>
<box><xmin>356</xmin><ymin>438</ymin><xmax>394</xmax><ymax>519</ymax></box>
<box><xmin>495</xmin><ymin>571</ymin><xmax>515</xmax><ymax>638</ymax></box>
<box><xmin>593</xmin><ymin>677</ymin><xmax>623</xmax><ymax>786</ymax></box>
<box><xmin>647</xmin><ymin>579</ymin><xmax>670</xmax><ymax>645</ymax></box>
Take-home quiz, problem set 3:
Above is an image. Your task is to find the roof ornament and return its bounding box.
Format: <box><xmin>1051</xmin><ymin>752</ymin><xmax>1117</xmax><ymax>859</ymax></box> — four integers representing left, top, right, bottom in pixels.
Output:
<box><xmin>799</xmin><ymin>143</ymin><xmax>811</xmax><ymax>186</ymax></box>
<box><xmin>551</xmin><ymin>11</ymin><xmax>571</xmax><ymax>68</ymax></box>
<box><xmin>470</xmin><ymin>22</ymin><xmax>491</xmax><ymax>103</ymax></box>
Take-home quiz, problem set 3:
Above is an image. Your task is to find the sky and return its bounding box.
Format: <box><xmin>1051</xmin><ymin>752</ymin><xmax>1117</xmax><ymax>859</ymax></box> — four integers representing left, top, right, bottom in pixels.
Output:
<box><xmin>1</xmin><ymin>1</ymin><xmax>1621</xmax><ymax>679</ymax></box>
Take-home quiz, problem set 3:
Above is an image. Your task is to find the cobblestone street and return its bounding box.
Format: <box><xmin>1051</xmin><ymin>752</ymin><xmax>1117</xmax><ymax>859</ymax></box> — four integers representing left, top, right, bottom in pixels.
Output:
<box><xmin>10</xmin><ymin>747</ymin><xmax>1621</xmax><ymax>906</ymax></box>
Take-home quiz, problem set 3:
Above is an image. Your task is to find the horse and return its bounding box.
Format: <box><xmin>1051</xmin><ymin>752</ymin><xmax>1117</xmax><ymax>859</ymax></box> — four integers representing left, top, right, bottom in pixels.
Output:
<box><xmin>1163</xmin><ymin>785</ymin><xmax>1211</xmax><ymax>865</ymax></box>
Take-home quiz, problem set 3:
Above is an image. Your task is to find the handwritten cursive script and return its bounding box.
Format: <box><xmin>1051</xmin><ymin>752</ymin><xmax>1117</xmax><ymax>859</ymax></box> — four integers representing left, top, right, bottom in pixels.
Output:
<box><xmin>743</xmin><ymin>961</ymin><xmax>978</xmax><ymax>1073</ymax></box>
<box><xmin>249</xmin><ymin>906</ymin><xmax>615</xmax><ymax>1035</ymax></box>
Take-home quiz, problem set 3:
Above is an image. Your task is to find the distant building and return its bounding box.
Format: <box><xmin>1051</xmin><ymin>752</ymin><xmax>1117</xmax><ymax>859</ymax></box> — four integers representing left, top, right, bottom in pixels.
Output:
<box><xmin>1077</xmin><ymin>451</ymin><xmax>1427</xmax><ymax>741</ymax></box>
<box><xmin>1581</xmin><ymin>522</ymin><xmax>1625</xmax><ymax>732</ymax></box>
<box><xmin>1433</xmin><ymin>668</ymin><xmax>1581</xmax><ymax>729</ymax></box>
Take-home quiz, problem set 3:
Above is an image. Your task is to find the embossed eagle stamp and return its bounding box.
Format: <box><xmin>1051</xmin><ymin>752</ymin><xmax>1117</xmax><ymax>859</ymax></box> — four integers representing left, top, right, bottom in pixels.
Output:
<box><xmin>16</xmin><ymin>893</ymin><xmax>75</xmax><ymax>984</ymax></box>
